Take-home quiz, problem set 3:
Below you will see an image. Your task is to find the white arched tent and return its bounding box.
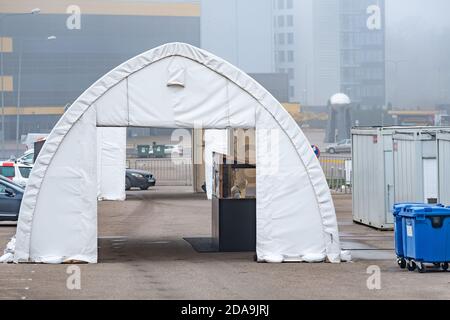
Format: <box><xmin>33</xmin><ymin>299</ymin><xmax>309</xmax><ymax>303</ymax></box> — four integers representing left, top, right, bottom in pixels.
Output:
<box><xmin>6</xmin><ymin>43</ymin><xmax>345</xmax><ymax>264</ymax></box>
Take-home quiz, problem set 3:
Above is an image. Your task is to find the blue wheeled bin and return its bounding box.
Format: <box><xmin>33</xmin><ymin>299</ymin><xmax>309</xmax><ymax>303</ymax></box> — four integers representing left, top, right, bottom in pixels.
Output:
<box><xmin>392</xmin><ymin>203</ymin><xmax>443</xmax><ymax>269</ymax></box>
<box><xmin>399</xmin><ymin>206</ymin><xmax>450</xmax><ymax>273</ymax></box>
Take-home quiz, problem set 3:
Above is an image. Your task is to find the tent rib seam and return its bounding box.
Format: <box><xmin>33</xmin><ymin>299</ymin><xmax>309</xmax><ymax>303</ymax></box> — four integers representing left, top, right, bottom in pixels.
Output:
<box><xmin>126</xmin><ymin>77</ymin><xmax>130</xmax><ymax>126</ymax></box>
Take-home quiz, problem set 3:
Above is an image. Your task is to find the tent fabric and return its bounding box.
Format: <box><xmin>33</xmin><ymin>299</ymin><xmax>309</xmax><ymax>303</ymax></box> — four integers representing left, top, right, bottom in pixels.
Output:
<box><xmin>22</xmin><ymin>107</ymin><xmax>98</xmax><ymax>263</ymax></box>
<box><xmin>97</xmin><ymin>127</ymin><xmax>127</xmax><ymax>201</ymax></box>
<box><xmin>9</xmin><ymin>42</ymin><xmax>343</xmax><ymax>264</ymax></box>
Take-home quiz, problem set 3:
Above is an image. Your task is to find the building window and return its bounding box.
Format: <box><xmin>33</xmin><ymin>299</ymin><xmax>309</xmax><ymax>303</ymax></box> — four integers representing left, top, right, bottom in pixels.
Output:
<box><xmin>364</xmin><ymin>50</ymin><xmax>383</xmax><ymax>62</ymax></box>
<box><xmin>363</xmin><ymin>68</ymin><xmax>383</xmax><ymax>80</ymax></box>
<box><xmin>286</xmin><ymin>0</ymin><xmax>293</xmax><ymax>9</ymax></box>
<box><xmin>278</xmin><ymin>15</ymin><xmax>285</xmax><ymax>27</ymax></box>
<box><xmin>342</xmin><ymin>33</ymin><xmax>352</xmax><ymax>48</ymax></box>
<box><xmin>287</xmin><ymin>15</ymin><xmax>294</xmax><ymax>27</ymax></box>
<box><xmin>278</xmin><ymin>68</ymin><xmax>285</xmax><ymax>74</ymax></box>
<box><xmin>277</xmin><ymin>0</ymin><xmax>284</xmax><ymax>10</ymax></box>
<box><xmin>362</xmin><ymin>85</ymin><xmax>384</xmax><ymax>98</ymax></box>
<box><xmin>287</xmin><ymin>50</ymin><xmax>294</xmax><ymax>62</ymax></box>
<box><xmin>288</xmin><ymin>68</ymin><xmax>295</xmax><ymax>80</ymax></box>
<box><xmin>278</xmin><ymin>51</ymin><xmax>286</xmax><ymax>63</ymax></box>
<box><xmin>341</xmin><ymin>0</ymin><xmax>356</xmax><ymax>11</ymax></box>
<box><xmin>342</xmin><ymin>50</ymin><xmax>362</xmax><ymax>65</ymax></box>
<box><xmin>278</xmin><ymin>33</ymin><xmax>285</xmax><ymax>45</ymax></box>
<box><xmin>287</xmin><ymin>33</ymin><xmax>294</xmax><ymax>44</ymax></box>
<box><xmin>289</xmin><ymin>86</ymin><xmax>295</xmax><ymax>98</ymax></box>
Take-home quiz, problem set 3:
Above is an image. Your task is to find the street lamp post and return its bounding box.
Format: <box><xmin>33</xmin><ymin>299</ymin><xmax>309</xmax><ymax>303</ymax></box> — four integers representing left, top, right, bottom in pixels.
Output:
<box><xmin>15</xmin><ymin>42</ymin><xmax>22</xmax><ymax>157</ymax></box>
<box><xmin>15</xmin><ymin>35</ymin><xmax>56</xmax><ymax>156</ymax></box>
<box><xmin>0</xmin><ymin>8</ymin><xmax>40</xmax><ymax>157</ymax></box>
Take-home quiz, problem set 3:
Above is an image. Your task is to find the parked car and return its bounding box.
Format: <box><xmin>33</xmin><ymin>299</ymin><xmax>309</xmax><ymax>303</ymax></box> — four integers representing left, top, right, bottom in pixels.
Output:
<box><xmin>165</xmin><ymin>144</ymin><xmax>183</xmax><ymax>157</ymax></box>
<box><xmin>125</xmin><ymin>169</ymin><xmax>156</xmax><ymax>190</ymax></box>
<box><xmin>0</xmin><ymin>162</ymin><xmax>33</xmax><ymax>187</ymax></box>
<box><xmin>326</xmin><ymin>139</ymin><xmax>352</xmax><ymax>154</ymax></box>
<box><xmin>12</xmin><ymin>139</ymin><xmax>45</xmax><ymax>165</ymax></box>
<box><xmin>0</xmin><ymin>178</ymin><xmax>24</xmax><ymax>221</ymax></box>
<box><xmin>15</xmin><ymin>149</ymin><xmax>34</xmax><ymax>165</ymax></box>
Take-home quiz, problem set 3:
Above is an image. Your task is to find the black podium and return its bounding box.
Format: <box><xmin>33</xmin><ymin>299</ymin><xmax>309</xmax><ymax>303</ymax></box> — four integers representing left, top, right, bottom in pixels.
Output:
<box><xmin>212</xmin><ymin>197</ymin><xmax>256</xmax><ymax>252</ymax></box>
<box><xmin>211</xmin><ymin>154</ymin><xmax>256</xmax><ymax>252</ymax></box>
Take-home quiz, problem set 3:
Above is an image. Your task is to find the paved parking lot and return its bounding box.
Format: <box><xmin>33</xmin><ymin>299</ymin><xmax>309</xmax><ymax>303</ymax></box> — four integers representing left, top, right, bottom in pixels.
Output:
<box><xmin>0</xmin><ymin>187</ymin><xmax>449</xmax><ymax>300</ymax></box>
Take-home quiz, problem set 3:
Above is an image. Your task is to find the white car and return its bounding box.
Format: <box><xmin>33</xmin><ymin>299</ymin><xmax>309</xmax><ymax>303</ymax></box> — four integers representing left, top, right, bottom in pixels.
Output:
<box><xmin>0</xmin><ymin>162</ymin><xmax>33</xmax><ymax>188</ymax></box>
<box><xmin>16</xmin><ymin>149</ymin><xmax>34</xmax><ymax>165</ymax></box>
<box><xmin>165</xmin><ymin>144</ymin><xmax>183</xmax><ymax>157</ymax></box>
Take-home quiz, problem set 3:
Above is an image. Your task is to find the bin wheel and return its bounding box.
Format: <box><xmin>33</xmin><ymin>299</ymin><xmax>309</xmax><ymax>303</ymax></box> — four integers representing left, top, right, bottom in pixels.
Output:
<box><xmin>417</xmin><ymin>262</ymin><xmax>426</xmax><ymax>273</ymax></box>
<box><xmin>397</xmin><ymin>258</ymin><xmax>407</xmax><ymax>269</ymax></box>
<box><xmin>442</xmin><ymin>263</ymin><xmax>449</xmax><ymax>271</ymax></box>
<box><xmin>407</xmin><ymin>260</ymin><xmax>416</xmax><ymax>272</ymax></box>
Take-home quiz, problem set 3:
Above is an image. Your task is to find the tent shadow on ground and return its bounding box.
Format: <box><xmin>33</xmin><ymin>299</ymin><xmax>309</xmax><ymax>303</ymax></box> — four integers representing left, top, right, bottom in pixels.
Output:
<box><xmin>98</xmin><ymin>237</ymin><xmax>253</xmax><ymax>263</ymax></box>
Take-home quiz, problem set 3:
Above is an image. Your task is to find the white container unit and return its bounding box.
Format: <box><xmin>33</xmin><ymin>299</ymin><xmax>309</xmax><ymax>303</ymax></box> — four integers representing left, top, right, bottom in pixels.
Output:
<box><xmin>352</xmin><ymin>126</ymin><xmax>448</xmax><ymax>230</ymax></box>
<box><xmin>437</xmin><ymin>131</ymin><xmax>450</xmax><ymax>204</ymax></box>
<box><xmin>393</xmin><ymin>130</ymin><xmax>438</xmax><ymax>205</ymax></box>
<box><xmin>352</xmin><ymin>127</ymin><xmax>396</xmax><ymax>230</ymax></box>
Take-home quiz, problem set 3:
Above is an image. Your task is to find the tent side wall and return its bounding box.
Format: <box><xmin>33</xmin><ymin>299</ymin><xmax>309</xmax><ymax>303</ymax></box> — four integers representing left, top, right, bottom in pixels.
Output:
<box><xmin>12</xmin><ymin>43</ymin><xmax>341</xmax><ymax>264</ymax></box>
<box><xmin>256</xmin><ymin>109</ymin><xmax>333</xmax><ymax>261</ymax></box>
<box><xmin>17</xmin><ymin>108</ymin><xmax>99</xmax><ymax>263</ymax></box>
<box><xmin>97</xmin><ymin>127</ymin><xmax>127</xmax><ymax>201</ymax></box>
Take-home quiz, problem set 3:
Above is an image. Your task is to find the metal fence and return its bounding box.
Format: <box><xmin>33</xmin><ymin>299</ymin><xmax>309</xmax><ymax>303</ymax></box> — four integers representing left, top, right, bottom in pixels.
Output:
<box><xmin>125</xmin><ymin>156</ymin><xmax>351</xmax><ymax>191</ymax></box>
<box><xmin>128</xmin><ymin>158</ymin><xmax>193</xmax><ymax>186</ymax></box>
<box><xmin>319</xmin><ymin>156</ymin><xmax>352</xmax><ymax>193</ymax></box>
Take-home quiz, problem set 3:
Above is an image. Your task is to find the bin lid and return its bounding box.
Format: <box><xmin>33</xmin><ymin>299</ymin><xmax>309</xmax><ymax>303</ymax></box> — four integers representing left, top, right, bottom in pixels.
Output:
<box><xmin>392</xmin><ymin>203</ymin><xmax>443</xmax><ymax>216</ymax></box>
<box><xmin>399</xmin><ymin>206</ymin><xmax>450</xmax><ymax>218</ymax></box>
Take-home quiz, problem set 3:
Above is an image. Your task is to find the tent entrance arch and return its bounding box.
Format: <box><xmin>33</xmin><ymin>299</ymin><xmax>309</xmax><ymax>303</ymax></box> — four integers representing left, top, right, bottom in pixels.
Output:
<box><xmin>9</xmin><ymin>43</ymin><xmax>343</xmax><ymax>264</ymax></box>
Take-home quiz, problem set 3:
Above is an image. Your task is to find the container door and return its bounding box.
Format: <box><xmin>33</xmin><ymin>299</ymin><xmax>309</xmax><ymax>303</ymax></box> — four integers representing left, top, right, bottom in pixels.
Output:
<box><xmin>423</xmin><ymin>158</ymin><xmax>438</xmax><ymax>203</ymax></box>
<box><xmin>384</xmin><ymin>150</ymin><xmax>394</xmax><ymax>224</ymax></box>
<box><xmin>393</xmin><ymin>133</ymin><xmax>420</xmax><ymax>203</ymax></box>
<box><xmin>438</xmin><ymin>134</ymin><xmax>450</xmax><ymax>204</ymax></box>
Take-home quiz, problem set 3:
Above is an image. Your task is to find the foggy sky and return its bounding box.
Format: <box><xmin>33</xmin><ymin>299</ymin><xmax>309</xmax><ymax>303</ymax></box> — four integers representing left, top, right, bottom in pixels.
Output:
<box><xmin>387</xmin><ymin>0</ymin><xmax>450</xmax><ymax>29</ymax></box>
<box><xmin>386</xmin><ymin>0</ymin><xmax>450</xmax><ymax>107</ymax></box>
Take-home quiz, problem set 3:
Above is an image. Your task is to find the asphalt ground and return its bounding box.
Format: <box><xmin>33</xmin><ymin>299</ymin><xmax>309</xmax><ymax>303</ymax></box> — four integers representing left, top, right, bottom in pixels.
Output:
<box><xmin>0</xmin><ymin>186</ymin><xmax>449</xmax><ymax>300</ymax></box>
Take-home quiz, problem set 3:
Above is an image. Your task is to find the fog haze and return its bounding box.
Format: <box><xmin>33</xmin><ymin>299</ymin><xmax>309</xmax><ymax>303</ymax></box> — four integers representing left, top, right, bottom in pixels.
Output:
<box><xmin>387</xmin><ymin>0</ymin><xmax>450</xmax><ymax>107</ymax></box>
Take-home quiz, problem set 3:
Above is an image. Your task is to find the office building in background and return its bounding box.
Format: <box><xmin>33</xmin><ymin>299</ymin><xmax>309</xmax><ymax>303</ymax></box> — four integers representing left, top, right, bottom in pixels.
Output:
<box><xmin>201</xmin><ymin>0</ymin><xmax>275</xmax><ymax>74</ymax></box>
<box><xmin>203</xmin><ymin>0</ymin><xmax>340</xmax><ymax>105</ymax></box>
<box><xmin>273</xmin><ymin>0</ymin><xmax>340</xmax><ymax>105</ymax></box>
<box><xmin>0</xmin><ymin>0</ymin><xmax>388</xmax><ymax>158</ymax></box>
<box><xmin>339</xmin><ymin>0</ymin><xmax>386</xmax><ymax>107</ymax></box>
<box><xmin>0</xmin><ymin>0</ymin><xmax>200</xmax><ymax>156</ymax></box>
